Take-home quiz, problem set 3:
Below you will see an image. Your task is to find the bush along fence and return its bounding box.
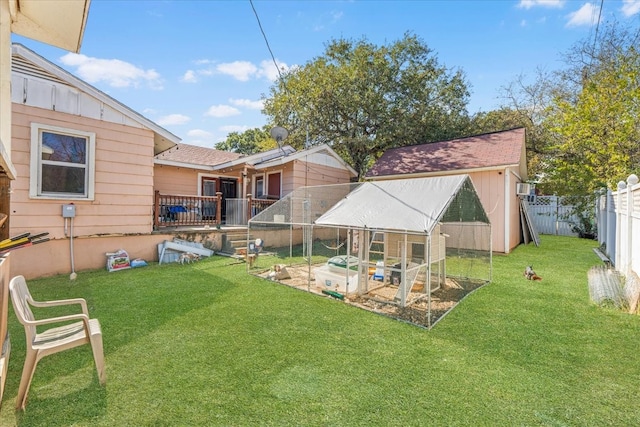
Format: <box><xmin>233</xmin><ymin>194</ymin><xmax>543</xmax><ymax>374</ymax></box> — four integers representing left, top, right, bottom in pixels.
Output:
<box><xmin>595</xmin><ymin>174</ymin><xmax>640</xmax><ymax>313</ymax></box>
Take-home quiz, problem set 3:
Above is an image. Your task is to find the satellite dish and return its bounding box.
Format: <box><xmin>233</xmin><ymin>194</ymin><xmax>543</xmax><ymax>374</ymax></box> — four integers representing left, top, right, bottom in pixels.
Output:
<box><xmin>270</xmin><ymin>126</ymin><xmax>289</xmax><ymax>146</ymax></box>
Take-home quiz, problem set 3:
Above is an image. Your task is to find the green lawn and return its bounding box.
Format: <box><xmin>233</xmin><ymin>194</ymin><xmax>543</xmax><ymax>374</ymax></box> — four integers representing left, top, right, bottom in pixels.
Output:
<box><xmin>1</xmin><ymin>235</ymin><xmax>638</xmax><ymax>426</ymax></box>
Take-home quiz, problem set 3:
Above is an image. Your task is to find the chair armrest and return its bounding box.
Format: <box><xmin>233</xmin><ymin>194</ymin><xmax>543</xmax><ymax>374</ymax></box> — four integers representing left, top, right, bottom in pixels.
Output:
<box><xmin>30</xmin><ymin>298</ymin><xmax>89</xmax><ymax>315</ymax></box>
<box><xmin>25</xmin><ymin>313</ymin><xmax>90</xmax><ymax>328</ymax></box>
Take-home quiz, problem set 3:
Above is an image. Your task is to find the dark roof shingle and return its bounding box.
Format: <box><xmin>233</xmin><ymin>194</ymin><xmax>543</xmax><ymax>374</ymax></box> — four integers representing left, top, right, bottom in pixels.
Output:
<box><xmin>155</xmin><ymin>143</ymin><xmax>242</xmax><ymax>166</ymax></box>
<box><xmin>366</xmin><ymin>128</ymin><xmax>525</xmax><ymax>178</ymax></box>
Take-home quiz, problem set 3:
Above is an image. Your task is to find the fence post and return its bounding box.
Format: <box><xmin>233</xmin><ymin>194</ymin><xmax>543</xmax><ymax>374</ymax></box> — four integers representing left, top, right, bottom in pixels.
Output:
<box><xmin>247</xmin><ymin>193</ymin><xmax>253</xmax><ymax>221</ymax></box>
<box><xmin>625</xmin><ymin>175</ymin><xmax>638</xmax><ymax>276</ymax></box>
<box><xmin>216</xmin><ymin>192</ymin><xmax>222</xmax><ymax>226</ymax></box>
<box><xmin>616</xmin><ymin>180</ymin><xmax>626</xmax><ymax>271</ymax></box>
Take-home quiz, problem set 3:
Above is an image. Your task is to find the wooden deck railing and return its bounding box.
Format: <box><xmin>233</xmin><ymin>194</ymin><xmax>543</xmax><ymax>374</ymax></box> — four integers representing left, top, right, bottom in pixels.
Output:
<box><xmin>153</xmin><ymin>192</ymin><xmax>279</xmax><ymax>229</ymax></box>
<box><xmin>154</xmin><ymin>191</ymin><xmax>222</xmax><ymax>229</ymax></box>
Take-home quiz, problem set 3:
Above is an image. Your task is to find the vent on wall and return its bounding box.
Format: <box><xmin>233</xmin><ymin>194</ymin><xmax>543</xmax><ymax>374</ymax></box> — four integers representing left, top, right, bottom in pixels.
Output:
<box><xmin>516</xmin><ymin>183</ymin><xmax>532</xmax><ymax>196</ymax></box>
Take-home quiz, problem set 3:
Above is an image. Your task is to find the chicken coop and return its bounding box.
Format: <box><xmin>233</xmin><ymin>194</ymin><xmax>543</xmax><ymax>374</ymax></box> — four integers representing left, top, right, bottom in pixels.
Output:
<box><xmin>247</xmin><ymin>175</ymin><xmax>492</xmax><ymax>328</ymax></box>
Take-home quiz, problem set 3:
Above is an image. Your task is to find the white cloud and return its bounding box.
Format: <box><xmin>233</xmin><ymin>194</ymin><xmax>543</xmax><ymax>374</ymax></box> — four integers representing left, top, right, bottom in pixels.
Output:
<box><xmin>181</xmin><ymin>70</ymin><xmax>197</xmax><ymax>83</ymax></box>
<box><xmin>204</xmin><ymin>105</ymin><xmax>241</xmax><ymax>118</ymax></box>
<box><xmin>258</xmin><ymin>59</ymin><xmax>291</xmax><ymax>81</ymax></box>
<box><xmin>156</xmin><ymin>114</ymin><xmax>191</xmax><ymax>126</ymax></box>
<box><xmin>59</xmin><ymin>53</ymin><xmax>163</xmax><ymax>90</ymax></box>
<box><xmin>187</xmin><ymin>129</ymin><xmax>213</xmax><ymax>138</ymax></box>
<box><xmin>220</xmin><ymin>125</ymin><xmax>249</xmax><ymax>133</ymax></box>
<box><xmin>229</xmin><ymin>98</ymin><xmax>264</xmax><ymax>110</ymax></box>
<box><xmin>566</xmin><ymin>2</ymin><xmax>599</xmax><ymax>27</ymax></box>
<box><xmin>183</xmin><ymin>129</ymin><xmax>216</xmax><ymax>147</ymax></box>
<box><xmin>518</xmin><ymin>0</ymin><xmax>564</xmax><ymax>9</ymax></box>
<box><xmin>216</xmin><ymin>61</ymin><xmax>258</xmax><ymax>81</ymax></box>
<box><xmin>621</xmin><ymin>0</ymin><xmax>640</xmax><ymax>16</ymax></box>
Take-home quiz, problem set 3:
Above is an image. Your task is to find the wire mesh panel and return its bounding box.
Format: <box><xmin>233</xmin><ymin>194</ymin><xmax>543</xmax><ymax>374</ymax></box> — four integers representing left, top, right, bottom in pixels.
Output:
<box><xmin>247</xmin><ymin>176</ymin><xmax>492</xmax><ymax>329</ymax></box>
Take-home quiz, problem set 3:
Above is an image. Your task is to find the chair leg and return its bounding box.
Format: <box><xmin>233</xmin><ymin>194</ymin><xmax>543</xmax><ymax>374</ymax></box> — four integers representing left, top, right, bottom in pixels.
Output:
<box><xmin>16</xmin><ymin>350</ymin><xmax>38</xmax><ymax>410</ymax></box>
<box><xmin>89</xmin><ymin>330</ymin><xmax>106</xmax><ymax>385</ymax></box>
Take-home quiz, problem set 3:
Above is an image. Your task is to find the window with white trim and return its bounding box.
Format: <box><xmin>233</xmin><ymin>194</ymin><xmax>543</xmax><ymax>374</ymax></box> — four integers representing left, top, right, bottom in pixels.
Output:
<box><xmin>255</xmin><ymin>175</ymin><xmax>264</xmax><ymax>198</ymax></box>
<box><xmin>30</xmin><ymin>123</ymin><xmax>96</xmax><ymax>200</ymax></box>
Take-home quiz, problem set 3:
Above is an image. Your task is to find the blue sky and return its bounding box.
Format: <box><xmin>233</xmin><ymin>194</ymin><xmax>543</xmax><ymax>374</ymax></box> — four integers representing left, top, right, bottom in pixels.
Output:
<box><xmin>12</xmin><ymin>0</ymin><xmax>640</xmax><ymax>148</ymax></box>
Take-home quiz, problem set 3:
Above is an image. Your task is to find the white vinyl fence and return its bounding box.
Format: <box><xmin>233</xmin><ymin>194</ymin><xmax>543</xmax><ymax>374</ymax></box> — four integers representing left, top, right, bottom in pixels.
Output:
<box><xmin>526</xmin><ymin>196</ymin><xmax>579</xmax><ymax>237</ymax></box>
<box><xmin>596</xmin><ymin>174</ymin><xmax>640</xmax><ymax>278</ymax></box>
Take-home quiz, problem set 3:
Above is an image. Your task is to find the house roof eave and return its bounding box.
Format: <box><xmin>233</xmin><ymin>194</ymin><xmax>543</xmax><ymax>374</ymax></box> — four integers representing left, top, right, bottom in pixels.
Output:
<box><xmin>11</xmin><ymin>43</ymin><xmax>180</xmax><ymax>155</ymax></box>
<box><xmin>10</xmin><ymin>0</ymin><xmax>90</xmax><ymax>53</ymax></box>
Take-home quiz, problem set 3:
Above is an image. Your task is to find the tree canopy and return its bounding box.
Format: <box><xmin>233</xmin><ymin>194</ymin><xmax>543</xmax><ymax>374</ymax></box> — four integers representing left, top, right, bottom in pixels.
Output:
<box><xmin>262</xmin><ymin>33</ymin><xmax>471</xmax><ymax>179</ymax></box>
<box><xmin>215</xmin><ymin>127</ymin><xmax>276</xmax><ymax>155</ymax></box>
<box><xmin>500</xmin><ymin>23</ymin><xmax>640</xmax><ymax>196</ymax></box>
<box><xmin>545</xmin><ymin>26</ymin><xmax>640</xmax><ymax>195</ymax></box>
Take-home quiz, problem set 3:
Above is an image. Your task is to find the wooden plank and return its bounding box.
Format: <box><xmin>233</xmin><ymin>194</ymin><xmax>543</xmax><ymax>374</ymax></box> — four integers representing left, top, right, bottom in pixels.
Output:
<box><xmin>520</xmin><ymin>198</ymin><xmax>540</xmax><ymax>246</ymax></box>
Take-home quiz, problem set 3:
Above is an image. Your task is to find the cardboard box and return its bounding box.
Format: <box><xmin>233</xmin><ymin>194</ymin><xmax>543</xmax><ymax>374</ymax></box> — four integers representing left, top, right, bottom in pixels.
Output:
<box><xmin>106</xmin><ymin>249</ymin><xmax>130</xmax><ymax>272</ymax></box>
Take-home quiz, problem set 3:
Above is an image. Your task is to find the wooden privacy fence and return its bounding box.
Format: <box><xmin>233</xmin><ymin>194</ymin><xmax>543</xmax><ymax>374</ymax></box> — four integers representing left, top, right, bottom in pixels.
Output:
<box><xmin>596</xmin><ymin>174</ymin><xmax>640</xmax><ymax>278</ymax></box>
<box><xmin>526</xmin><ymin>196</ymin><xmax>579</xmax><ymax>237</ymax></box>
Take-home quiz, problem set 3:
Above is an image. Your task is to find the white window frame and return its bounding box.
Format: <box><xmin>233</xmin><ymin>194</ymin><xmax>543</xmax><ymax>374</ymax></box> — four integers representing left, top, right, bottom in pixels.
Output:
<box><xmin>197</xmin><ymin>173</ymin><xmax>218</xmax><ymax>196</ymax></box>
<box><xmin>29</xmin><ymin>123</ymin><xmax>96</xmax><ymax>200</ymax></box>
<box><xmin>254</xmin><ymin>174</ymin><xmax>265</xmax><ymax>198</ymax></box>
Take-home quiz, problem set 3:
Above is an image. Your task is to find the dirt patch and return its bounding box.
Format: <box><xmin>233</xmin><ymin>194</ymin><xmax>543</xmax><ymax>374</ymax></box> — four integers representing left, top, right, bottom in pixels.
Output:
<box><xmin>256</xmin><ymin>265</ymin><xmax>486</xmax><ymax>329</ymax></box>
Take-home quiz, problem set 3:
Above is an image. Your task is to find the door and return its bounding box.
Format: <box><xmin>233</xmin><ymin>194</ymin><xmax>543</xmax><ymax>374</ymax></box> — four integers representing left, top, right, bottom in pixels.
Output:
<box><xmin>201</xmin><ymin>178</ymin><xmax>217</xmax><ymax>219</ymax></box>
<box><xmin>267</xmin><ymin>172</ymin><xmax>281</xmax><ymax>199</ymax></box>
<box><xmin>220</xmin><ymin>178</ymin><xmax>237</xmax><ymax>223</ymax></box>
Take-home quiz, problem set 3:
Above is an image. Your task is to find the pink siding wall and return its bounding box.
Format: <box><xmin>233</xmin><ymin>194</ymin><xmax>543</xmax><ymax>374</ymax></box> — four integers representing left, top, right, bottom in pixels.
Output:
<box><xmin>468</xmin><ymin>170</ymin><xmax>506</xmax><ymax>253</ymax></box>
<box><xmin>9</xmin><ymin>104</ymin><xmax>161</xmax><ymax>278</ymax></box>
<box><xmin>154</xmin><ymin>164</ymin><xmax>203</xmax><ymax>195</ymax></box>
<box><xmin>9</xmin><ymin>233</ymin><xmax>175</xmax><ymax>279</ymax></box>
<box><xmin>11</xmin><ymin>104</ymin><xmax>156</xmax><ymax>239</ymax></box>
<box><xmin>290</xmin><ymin>160</ymin><xmax>352</xmax><ymax>191</ymax></box>
<box><xmin>467</xmin><ymin>169</ymin><xmax>523</xmax><ymax>253</ymax></box>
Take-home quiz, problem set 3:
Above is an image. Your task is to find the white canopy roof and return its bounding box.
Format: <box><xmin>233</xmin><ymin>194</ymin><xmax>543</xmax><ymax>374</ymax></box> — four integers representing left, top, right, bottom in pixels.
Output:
<box><xmin>315</xmin><ymin>175</ymin><xmax>485</xmax><ymax>234</ymax></box>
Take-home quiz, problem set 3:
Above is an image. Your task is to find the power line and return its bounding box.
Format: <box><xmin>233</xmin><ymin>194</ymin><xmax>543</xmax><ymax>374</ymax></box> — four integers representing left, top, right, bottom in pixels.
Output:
<box><xmin>591</xmin><ymin>0</ymin><xmax>604</xmax><ymax>64</ymax></box>
<box><xmin>249</xmin><ymin>0</ymin><xmax>287</xmax><ymax>86</ymax></box>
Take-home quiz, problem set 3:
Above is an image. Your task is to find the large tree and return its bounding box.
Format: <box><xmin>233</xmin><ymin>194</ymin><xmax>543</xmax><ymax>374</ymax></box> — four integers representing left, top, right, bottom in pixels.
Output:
<box><xmin>498</xmin><ymin>23</ymin><xmax>640</xmax><ymax>196</ymax></box>
<box><xmin>215</xmin><ymin>127</ymin><xmax>276</xmax><ymax>155</ymax></box>
<box><xmin>545</xmin><ymin>23</ymin><xmax>640</xmax><ymax>195</ymax></box>
<box><xmin>262</xmin><ymin>33</ymin><xmax>471</xmax><ymax>179</ymax></box>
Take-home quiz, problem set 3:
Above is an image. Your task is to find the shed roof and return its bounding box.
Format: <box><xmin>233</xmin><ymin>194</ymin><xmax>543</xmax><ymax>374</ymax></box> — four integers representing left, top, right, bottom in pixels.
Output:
<box><xmin>315</xmin><ymin>175</ymin><xmax>488</xmax><ymax>234</ymax></box>
<box><xmin>366</xmin><ymin>128</ymin><xmax>526</xmax><ymax>180</ymax></box>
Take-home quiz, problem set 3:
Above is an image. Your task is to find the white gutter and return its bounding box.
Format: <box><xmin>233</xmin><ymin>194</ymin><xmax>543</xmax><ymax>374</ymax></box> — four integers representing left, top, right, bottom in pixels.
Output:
<box><xmin>366</xmin><ymin>163</ymin><xmax>520</xmax><ymax>181</ymax></box>
<box><xmin>154</xmin><ymin>159</ymin><xmax>215</xmax><ymax>171</ymax></box>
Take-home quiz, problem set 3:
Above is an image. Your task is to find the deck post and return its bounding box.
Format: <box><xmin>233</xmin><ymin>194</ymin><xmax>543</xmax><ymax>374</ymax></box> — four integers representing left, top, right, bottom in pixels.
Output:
<box><xmin>153</xmin><ymin>191</ymin><xmax>160</xmax><ymax>229</ymax></box>
<box><xmin>247</xmin><ymin>193</ymin><xmax>253</xmax><ymax>222</ymax></box>
<box><xmin>216</xmin><ymin>192</ymin><xmax>222</xmax><ymax>225</ymax></box>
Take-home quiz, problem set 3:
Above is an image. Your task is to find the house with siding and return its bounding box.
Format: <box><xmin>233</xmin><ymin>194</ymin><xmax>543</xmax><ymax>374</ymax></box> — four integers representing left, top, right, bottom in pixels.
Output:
<box><xmin>9</xmin><ymin>43</ymin><xmax>181</xmax><ymax>279</ymax></box>
<box><xmin>154</xmin><ymin>142</ymin><xmax>357</xmax><ymax>226</ymax></box>
<box><xmin>1</xmin><ymin>0</ymin><xmax>92</xmax><ymax>405</ymax></box>
<box><xmin>8</xmin><ymin>43</ymin><xmax>358</xmax><ymax>278</ymax></box>
<box><xmin>365</xmin><ymin>128</ymin><xmax>528</xmax><ymax>253</ymax></box>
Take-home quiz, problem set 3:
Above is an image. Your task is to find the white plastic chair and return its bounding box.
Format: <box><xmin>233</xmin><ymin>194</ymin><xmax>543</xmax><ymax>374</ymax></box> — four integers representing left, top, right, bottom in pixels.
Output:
<box><xmin>9</xmin><ymin>275</ymin><xmax>105</xmax><ymax>409</ymax></box>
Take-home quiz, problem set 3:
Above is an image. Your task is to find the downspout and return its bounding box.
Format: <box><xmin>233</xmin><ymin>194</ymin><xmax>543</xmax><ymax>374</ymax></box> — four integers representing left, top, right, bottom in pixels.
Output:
<box><xmin>503</xmin><ymin>168</ymin><xmax>510</xmax><ymax>254</ymax></box>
